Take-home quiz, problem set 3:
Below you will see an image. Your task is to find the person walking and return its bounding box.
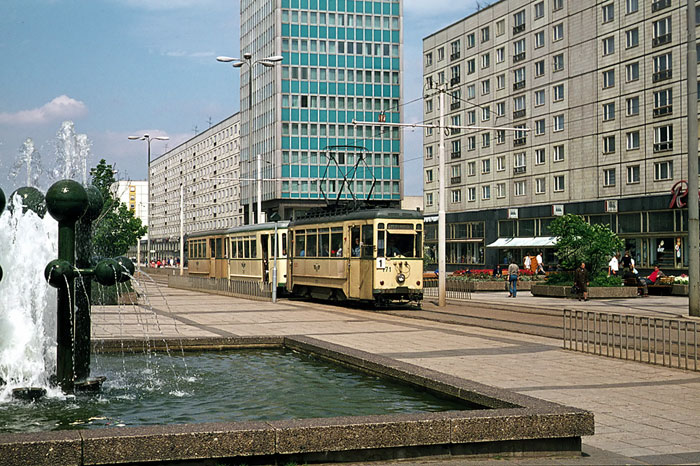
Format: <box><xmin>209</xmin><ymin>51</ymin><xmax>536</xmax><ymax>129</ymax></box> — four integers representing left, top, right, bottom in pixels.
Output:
<box><xmin>608</xmin><ymin>253</ymin><xmax>619</xmax><ymax>276</ymax></box>
<box><xmin>535</xmin><ymin>252</ymin><xmax>545</xmax><ymax>274</ymax></box>
<box><xmin>523</xmin><ymin>254</ymin><xmax>531</xmax><ymax>272</ymax></box>
<box><xmin>573</xmin><ymin>261</ymin><xmax>589</xmax><ymax>301</ymax></box>
<box><xmin>507</xmin><ymin>260</ymin><xmax>520</xmax><ymax>298</ymax></box>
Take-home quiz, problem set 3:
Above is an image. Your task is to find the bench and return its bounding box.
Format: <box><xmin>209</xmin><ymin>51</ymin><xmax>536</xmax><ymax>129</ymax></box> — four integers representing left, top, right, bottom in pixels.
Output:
<box><xmin>623</xmin><ymin>278</ymin><xmax>672</xmax><ymax>296</ymax></box>
<box><xmin>623</xmin><ymin>278</ymin><xmax>646</xmax><ymax>296</ymax></box>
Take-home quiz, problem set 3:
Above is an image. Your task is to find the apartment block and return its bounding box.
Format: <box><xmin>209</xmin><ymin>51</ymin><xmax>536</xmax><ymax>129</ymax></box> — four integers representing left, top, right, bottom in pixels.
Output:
<box><xmin>423</xmin><ymin>0</ymin><xmax>699</xmax><ymax>272</ymax></box>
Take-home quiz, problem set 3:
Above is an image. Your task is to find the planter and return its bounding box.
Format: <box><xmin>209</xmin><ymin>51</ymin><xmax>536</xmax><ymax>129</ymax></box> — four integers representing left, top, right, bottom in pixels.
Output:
<box><xmin>672</xmin><ymin>284</ymin><xmax>689</xmax><ymax>296</ymax></box>
<box><xmin>452</xmin><ymin>280</ymin><xmax>541</xmax><ymax>292</ymax></box>
<box><xmin>530</xmin><ymin>284</ymin><xmax>638</xmax><ymax>299</ymax></box>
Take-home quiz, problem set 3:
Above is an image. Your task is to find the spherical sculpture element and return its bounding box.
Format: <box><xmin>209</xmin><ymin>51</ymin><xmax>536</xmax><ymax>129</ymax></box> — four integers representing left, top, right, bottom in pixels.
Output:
<box><xmin>9</xmin><ymin>187</ymin><xmax>47</xmax><ymax>218</ymax></box>
<box><xmin>44</xmin><ymin>259</ymin><xmax>75</xmax><ymax>288</ymax></box>
<box><xmin>94</xmin><ymin>259</ymin><xmax>122</xmax><ymax>286</ymax></box>
<box><xmin>83</xmin><ymin>185</ymin><xmax>104</xmax><ymax>222</ymax></box>
<box><xmin>45</xmin><ymin>180</ymin><xmax>88</xmax><ymax>224</ymax></box>
<box><xmin>0</xmin><ymin>187</ymin><xmax>5</xmax><ymax>212</ymax></box>
<box><xmin>115</xmin><ymin>256</ymin><xmax>135</xmax><ymax>283</ymax></box>
<box><xmin>0</xmin><ymin>264</ymin><xmax>3</xmax><ymax>283</ymax></box>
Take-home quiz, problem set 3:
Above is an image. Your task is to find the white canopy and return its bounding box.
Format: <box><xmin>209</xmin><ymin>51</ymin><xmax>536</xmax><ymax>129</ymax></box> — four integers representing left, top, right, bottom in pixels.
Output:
<box><xmin>486</xmin><ymin>237</ymin><xmax>558</xmax><ymax>248</ymax></box>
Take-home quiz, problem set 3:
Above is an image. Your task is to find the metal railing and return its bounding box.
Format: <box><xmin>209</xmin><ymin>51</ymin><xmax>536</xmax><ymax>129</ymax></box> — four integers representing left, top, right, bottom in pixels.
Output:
<box><xmin>563</xmin><ymin>309</ymin><xmax>698</xmax><ymax>371</ymax></box>
<box><xmin>169</xmin><ymin>275</ymin><xmax>272</xmax><ymax>301</ymax></box>
<box><xmin>423</xmin><ymin>278</ymin><xmax>473</xmax><ymax>300</ymax></box>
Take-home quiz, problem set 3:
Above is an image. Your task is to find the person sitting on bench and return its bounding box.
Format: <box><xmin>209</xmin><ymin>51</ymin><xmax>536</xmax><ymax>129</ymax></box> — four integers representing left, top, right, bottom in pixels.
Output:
<box><xmin>639</xmin><ymin>266</ymin><xmax>665</xmax><ymax>286</ymax></box>
<box><xmin>623</xmin><ymin>264</ymin><xmax>647</xmax><ymax>296</ymax></box>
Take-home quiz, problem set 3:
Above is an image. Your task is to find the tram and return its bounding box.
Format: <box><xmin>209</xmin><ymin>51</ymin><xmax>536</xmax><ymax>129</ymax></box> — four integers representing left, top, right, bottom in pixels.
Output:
<box><xmin>288</xmin><ymin>208</ymin><xmax>424</xmax><ymax>305</ymax></box>
<box><xmin>186</xmin><ymin>229</ymin><xmax>229</xmax><ymax>278</ymax></box>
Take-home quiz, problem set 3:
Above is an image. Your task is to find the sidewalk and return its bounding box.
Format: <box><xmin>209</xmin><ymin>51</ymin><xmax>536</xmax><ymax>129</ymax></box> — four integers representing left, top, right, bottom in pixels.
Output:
<box><xmin>93</xmin><ymin>282</ymin><xmax>700</xmax><ymax>465</ymax></box>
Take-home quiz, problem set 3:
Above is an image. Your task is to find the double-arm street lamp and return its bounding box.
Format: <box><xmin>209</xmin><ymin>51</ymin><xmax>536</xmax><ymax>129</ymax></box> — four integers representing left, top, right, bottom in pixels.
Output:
<box><xmin>216</xmin><ymin>53</ymin><xmax>283</xmax><ymax>224</ymax></box>
<box><xmin>128</xmin><ymin>134</ymin><xmax>169</xmax><ymax>266</ymax></box>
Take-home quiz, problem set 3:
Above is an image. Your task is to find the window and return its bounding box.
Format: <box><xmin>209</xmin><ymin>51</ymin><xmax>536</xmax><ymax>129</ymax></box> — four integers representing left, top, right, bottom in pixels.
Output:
<box><xmin>535</xmin><ymin>89</ymin><xmax>545</xmax><ymax>106</ymax></box>
<box><xmin>626</xmin><ymin>131</ymin><xmax>640</xmax><ymax>150</ymax></box>
<box><xmin>467</xmin><ymin>187</ymin><xmax>476</xmax><ymax>202</ymax></box>
<box><xmin>553</xmin><ymin>114</ymin><xmax>564</xmax><ymax>132</ymax></box>
<box><xmin>481</xmin><ymin>53</ymin><xmax>490</xmax><ymax>68</ymax></box>
<box><xmin>553</xmin><ymin>145</ymin><xmax>565</xmax><ymax>161</ymax></box>
<box><xmin>552</xmin><ymin>23</ymin><xmax>564</xmax><ymax>41</ymax></box>
<box><xmin>496</xmin><ymin>47</ymin><xmax>505</xmax><ymax>63</ymax></box>
<box><xmin>535</xmin><ymin>148</ymin><xmax>546</xmax><ymax>165</ymax></box>
<box><xmin>496</xmin><ymin>19</ymin><xmax>505</xmax><ymax>36</ymax></box>
<box><xmin>450</xmin><ymin>65</ymin><xmax>461</xmax><ymax>85</ymax></box>
<box><xmin>514</xmin><ymin>67</ymin><xmax>526</xmax><ymax>89</ymax></box>
<box><xmin>481</xmin><ymin>185</ymin><xmax>491</xmax><ymax>200</ymax></box>
<box><xmin>514</xmin><ymin>152</ymin><xmax>527</xmax><ymax>170</ymax></box>
<box><xmin>627</xmin><ymin>165</ymin><xmax>640</xmax><ymax>184</ymax></box>
<box><xmin>626</xmin><ymin>62</ymin><xmax>639</xmax><ymax>82</ymax></box>
<box><xmin>535</xmin><ymin>119</ymin><xmax>545</xmax><ymax>135</ymax></box>
<box><xmin>425</xmin><ymin>99</ymin><xmax>433</xmax><ymax>113</ymax></box>
<box><xmin>535</xmin><ymin>60</ymin><xmax>545</xmax><ymax>77</ymax></box>
<box><xmin>497</xmin><ymin>182</ymin><xmax>506</xmax><ymax>198</ymax></box>
<box><xmin>603</xmin><ymin>36</ymin><xmax>615</xmax><ymax>55</ymax></box>
<box><xmin>451</xmin><ymin>164</ymin><xmax>461</xmax><ymax>180</ymax></box>
<box><xmin>426</xmin><ymin>169</ymin><xmax>434</xmax><ymax>183</ymax></box>
<box><xmin>425</xmin><ymin>52</ymin><xmax>433</xmax><ymax>66</ymax></box>
<box><xmin>497</xmin><ymin>155</ymin><xmax>505</xmax><ymax>171</ymax></box>
<box><xmin>426</xmin><ymin>192</ymin><xmax>434</xmax><ymax>206</ymax></box>
<box><xmin>451</xmin><ymin>189</ymin><xmax>462</xmax><ymax>203</ymax></box>
<box><xmin>452</xmin><ymin>139</ymin><xmax>462</xmax><ymax>156</ymax></box>
<box><xmin>451</xmin><ymin>39</ymin><xmax>462</xmax><ymax>59</ymax></box>
<box><xmin>654</xmin><ymin>161</ymin><xmax>673</xmax><ymax>180</ymax></box>
<box><xmin>653</xmin><ymin>52</ymin><xmax>672</xmax><ymax>82</ymax></box>
<box><xmin>652</xmin><ymin>17</ymin><xmax>672</xmax><ymax>46</ymax></box>
<box><xmin>437</xmin><ymin>47</ymin><xmax>445</xmax><ymax>61</ymax></box>
<box><xmin>602</xmin><ymin>3</ymin><xmax>614</xmax><ymax>23</ymax></box>
<box><xmin>481</xmin><ymin>26</ymin><xmax>490</xmax><ymax>43</ymax></box>
<box><xmin>496</xmin><ymin>74</ymin><xmax>505</xmax><ymax>90</ymax></box>
<box><xmin>426</xmin><ymin>145</ymin><xmax>433</xmax><ymax>159</ymax></box>
<box><xmin>603</xmin><ymin>69</ymin><xmax>615</xmax><ymax>88</ymax></box>
<box><xmin>553</xmin><ymin>0</ymin><xmax>563</xmax><ymax>11</ymax></box>
<box><xmin>553</xmin><ymin>175</ymin><xmax>565</xmax><ymax>192</ymax></box>
<box><xmin>481</xmin><ymin>159</ymin><xmax>491</xmax><ymax>174</ymax></box>
<box><xmin>514</xmin><ymin>95</ymin><xmax>526</xmax><ymax>115</ymax></box>
<box><xmin>653</xmin><ymin>88</ymin><xmax>672</xmax><ymax>116</ymax></box>
<box><xmin>481</xmin><ymin>79</ymin><xmax>490</xmax><ymax>95</ymax></box>
<box><xmin>535</xmin><ymin>30</ymin><xmax>545</xmax><ymax>48</ymax></box>
<box><xmin>450</xmin><ymin>115</ymin><xmax>462</xmax><ymax>134</ymax></box>
<box><xmin>467</xmin><ymin>59</ymin><xmax>475</xmax><ymax>74</ymax></box>
<box><xmin>467</xmin><ymin>84</ymin><xmax>476</xmax><ymax>99</ymax></box>
<box><xmin>626</xmin><ymin>28</ymin><xmax>639</xmax><ymax>48</ymax></box>
<box><xmin>603</xmin><ymin>135</ymin><xmax>616</xmax><ymax>153</ymax></box>
<box><xmin>496</xmin><ymin>129</ymin><xmax>506</xmax><ymax>144</ymax></box>
<box><xmin>467</xmin><ymin>110</ymin><xmax>476</xmax><ymax>125</ymax></box>
<box><xmin>603</xmin><ymin>102</ymin><xmax>615</xmax><ymax>121</ymax></box>
<box><xmin>603</xmin><ymin>168</ymin><xmax>616</xmax><ymax>187</ymax></box>
<box><xmin>467</xmin><ymin>136</ymin><xmax>476</xmax><ymax>151</ymax></box>
<box><xmin>482</xmin><ymin>132</ymin><xmax>491</xmax><ymax>148</ymax></box>
<box><xmin>513</xmin><ymin>38</ymin><xmax>526</xmax><ymax>62</ymax></box>
<box><xmin>482</xmin><ymin>106</ymin><xmax>491</xmax><ymax>121</ymax></box>
<box><xmin>536</xmin><ymin>177</ymin><xmax>546</xmax><ymax>194</ymax></box>
<box><xmin>553</xmin><ymin>54</ymin><xmax>564</xmax><ymax>71</ymax></box>
<box><xmin>553</xmin><ymin>83</ymin><xmax>564</xmax><ymax>101</ymax></box>
<box><xmin>654</xmin><ymin>125</ymin><xmax>673</xmax><ymax>152</ymax></box>
<box><xmin>467</xmin><ymin>33</ymin><xmax>476</xmax><ymax>48</ymax></box>
<box><xmin>513</xmin><ymin>10</ymin><xmax>526</xmax><ymax>34</ymax></box>
<box><xmin>496</xmin><ymin>101</ymin><xmax>505</xmax><ymax>116</ymax></box>
<box><xmin>514</xmin><ymin>180</ymin><xmax>527</xmax><ymax>196</ymax></box>
<box><xmin>467</xmin><ymin>161</ymin><xmax>476</xmax><ymax>176</ymax></box>
<box><xmin>534</xmin><ymin>1</ymin><xmax>545</xmax><ymax>19</ymax></box>
<box><xmin>626</xmin><ymin>0</ymin><xmax>638</xmax><ymax>14</ymax></box>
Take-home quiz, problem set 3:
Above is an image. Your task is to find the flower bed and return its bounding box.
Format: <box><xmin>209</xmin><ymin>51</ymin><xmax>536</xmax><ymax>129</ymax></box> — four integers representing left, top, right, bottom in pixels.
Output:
<box><xmin>531</xmin><ymin>284</ymin><xmax>638</xmax><ymax>299</ymax></box>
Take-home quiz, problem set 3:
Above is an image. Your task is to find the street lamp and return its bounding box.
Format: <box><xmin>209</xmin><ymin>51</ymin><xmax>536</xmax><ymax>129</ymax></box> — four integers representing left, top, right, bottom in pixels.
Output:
<box><xmin>217</xmin><ymin>53</ymin><xmax>283</xmax><ymax>224</ymax></box>
<box><xmin>128</xmin><ymin>134</ymin><xmax>169</xmax><ymax>267</ymax></box>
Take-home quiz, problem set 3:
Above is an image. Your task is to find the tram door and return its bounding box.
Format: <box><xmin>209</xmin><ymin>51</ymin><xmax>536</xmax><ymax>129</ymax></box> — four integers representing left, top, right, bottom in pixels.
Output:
<box><xmin>261</xmin><ymin>234</ymin><xmax>269</xmax><ymax>283</ymax></box>
<box><xmin>349</xmin><ymin>226</ymin><xmax>362</xmax><ymax>298</ymax></box>
<box><xmin>209</xmin><ymin>238</ymin><xmax>216</xmax><ymax>278</ymax></box>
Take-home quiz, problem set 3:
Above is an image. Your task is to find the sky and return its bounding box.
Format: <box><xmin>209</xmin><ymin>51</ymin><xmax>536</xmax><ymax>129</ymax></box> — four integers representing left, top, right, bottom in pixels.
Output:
<box><xmin>0</xmin><ymin>0</ymin><xmax>485</xmax><ymax>196</ymax></box>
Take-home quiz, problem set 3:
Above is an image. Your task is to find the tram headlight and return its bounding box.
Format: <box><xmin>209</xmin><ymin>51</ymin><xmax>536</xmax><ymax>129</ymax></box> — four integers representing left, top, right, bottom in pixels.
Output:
<box><xmin>396</xmin><ymin>273</ymin><xmax>406</xmax><ymax>284</ymax></box>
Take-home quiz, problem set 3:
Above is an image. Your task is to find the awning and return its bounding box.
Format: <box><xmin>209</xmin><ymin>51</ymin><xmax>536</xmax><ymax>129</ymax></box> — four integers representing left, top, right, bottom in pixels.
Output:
<box><xmin>486</xmin><ymin>237</ymin><xmax>558</xmax><ymax>248</ymax></box>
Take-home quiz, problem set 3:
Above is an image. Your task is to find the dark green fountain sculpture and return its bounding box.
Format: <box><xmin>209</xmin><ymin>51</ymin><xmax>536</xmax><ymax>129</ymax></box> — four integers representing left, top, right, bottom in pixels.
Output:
<box><xmin>43</xmin><ymin>180</ymin><xmax>134</xmax><ymax>391</ymax></box>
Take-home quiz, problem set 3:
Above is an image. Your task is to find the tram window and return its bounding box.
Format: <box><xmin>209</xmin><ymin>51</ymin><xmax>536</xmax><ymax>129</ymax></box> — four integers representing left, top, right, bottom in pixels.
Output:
<box><xmin>307</xmin><ymin>229</ymin><xmax>318</xmax><ymax>257</ymax></box>
<box><xmin>209</xmin><ymin>239</ymin><xmax>215</xmax><ymax>258</ymax></box>
<box><xmin>331</xmin><ymin>229</ymin><xmax>343</xmax><ymax>256</ymax></box>
<box><xmin>386</xmin><ymin>232</ymin><xmax>415</xmax><ymax>257</ymax></box>
<box><xmin>229</xmin><ymin>240</ymin><xmax>236</xmax><ymax>258</ymax></box>
<box><xmin>281</xmin><ymin>233</ymin><xmax>287</xmax><ymax>256</ymax></box>
<box><xmin>244</xmin><ymin>240</ymin><xmax>250</xmax><ymax>258</ymax></box>
<box><xmin>237</xmin><ymin>240</ymin><xmax>244</xmax><ymax>258</ymax></box>
<box><xmin>377</xmin><ymin>230</ymin><xmax>385</xmax><ymax>257</ymax></box>
<box><xmin>351</xmin><ymin>227</ymin><xmax>361</xmax><ymax>256</ymax></box>
<box><xmin>251</xmin><ymin>239</ymin><xmax>257</xmax><ymax>258</ymax></box>
<box><xmin>295</xmin><ymin>232</ymin><xmax>306</xmax><ymax>256</ymax></box>
<box><xmin>215</xmin><ymin>238</ymin><xmax>222</xmax><ymax>258</ymax></box>
<box><xmin>415</xmin><ymin>231</ymin><xmax>423</xmax><ymax>258</ymax></box>
<box><xmin>361</xmin><ymin>225</ymin><xmax>374</xmax><ymax>257</ymax></box>
<box><xmin>319</xmin><ymin>228</ymin><xmax>330</xmax><ymax>256</ymax></box>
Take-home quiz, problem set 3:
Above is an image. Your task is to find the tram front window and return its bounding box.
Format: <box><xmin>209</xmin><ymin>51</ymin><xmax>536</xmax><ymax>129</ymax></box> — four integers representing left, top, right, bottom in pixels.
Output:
<box><xmin>386</xmin><ymin>233</ymin><xmax>416</xmax><ymax>258</ymax></box>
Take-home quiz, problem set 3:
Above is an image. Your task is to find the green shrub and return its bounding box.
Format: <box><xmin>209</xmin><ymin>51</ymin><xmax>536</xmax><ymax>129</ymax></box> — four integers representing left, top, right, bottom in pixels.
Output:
<box><xmin>545</xmin><ymin>271</ymin><xmax>573</xmax><ymax>286</ymax></box>
<box><xmin>589</xmin><ymin>273</ymin><xmax>622</xmax><ymax>287</ymax></box>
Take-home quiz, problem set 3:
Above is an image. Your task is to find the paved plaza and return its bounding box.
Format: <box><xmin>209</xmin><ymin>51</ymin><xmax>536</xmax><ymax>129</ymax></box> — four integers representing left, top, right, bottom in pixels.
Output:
<box><xmin>93</xmin><ymin>279</ymin><xmax>700</xmax><ymax>465</ymax></box>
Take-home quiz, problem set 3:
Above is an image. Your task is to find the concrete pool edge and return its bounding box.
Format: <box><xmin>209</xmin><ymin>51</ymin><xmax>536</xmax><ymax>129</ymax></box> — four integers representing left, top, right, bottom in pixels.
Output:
<box><xmin>0</xmin><ymin>336</ymin><xmax>594</xmax><ymax>465</ymax></box>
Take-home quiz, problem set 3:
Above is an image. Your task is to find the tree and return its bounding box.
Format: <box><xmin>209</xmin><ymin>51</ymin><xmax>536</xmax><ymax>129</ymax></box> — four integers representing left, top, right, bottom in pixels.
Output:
<box><xmin>90</xmin><ymin>159</ymin><xmax>147</xmax><ymax>258</ymax></box>
<box><xmin>549</xmin><ymin>214</ymin><xmax>623</xmax><ymax>275</ymax></box>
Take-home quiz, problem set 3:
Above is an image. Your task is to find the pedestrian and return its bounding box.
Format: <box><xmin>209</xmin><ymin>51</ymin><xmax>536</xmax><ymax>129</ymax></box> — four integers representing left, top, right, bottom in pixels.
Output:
<box><xmin>573</xmin><ymin>262</ymin><xmax>589</xmax><ymax>301</ymax></box>
<box><xmin>507</xmin><ymin>260</ymin><xmax>520</xmax><ymax>298</ymax></box>
<box><xmin>620</xmin><ymin>250</ymin><xmax>632</xmax><ymax>269</ymax></box>
<box><xmin>535</xmin><ymin>252</ymin><xmax>545</xmax><ymax>274</ymax></box>
<box><xmin>608</xmin><ymin>253</ymin><xmax>619</xmax><ymax>276</ymax></box>
<box><xmin>523</xmin><ymin>254</ymin><xmax>531</xmax><ymax>272</ymax></box>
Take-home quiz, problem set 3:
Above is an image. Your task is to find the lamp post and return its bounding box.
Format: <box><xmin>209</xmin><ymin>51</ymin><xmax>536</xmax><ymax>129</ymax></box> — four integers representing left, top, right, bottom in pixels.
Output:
<box><xmin>128</xmin><ymin>134</ymin><xmax>169</xmax><ymax>266</ymax></box>
<box><xmin>217</xmin><ymin>53</ymin><xmax>283</xmax><ymax>224</ymax></box>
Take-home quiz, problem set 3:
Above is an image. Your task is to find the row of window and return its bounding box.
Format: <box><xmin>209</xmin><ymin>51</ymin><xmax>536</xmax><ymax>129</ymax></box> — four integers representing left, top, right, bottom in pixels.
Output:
<box><xmin>282</xmin><ymin>179</ymin><xmax>399</xmax><ymax>194</ymax></box>
<box><xmin>282</xmin><ymin>10</ymin><xmax>399</xmax><ymax>29</ymax></box>
<box><xmin>282</xmin><ymin>123</ymin><xmax>400</xmax><ymax>139</ymax></box>
<box><xmin>282</xmin><ymin>66</ymin><xmax>399</xmax><ymax>83</ymax></box>
<box><xmin>283</xmin><ymin>39</ymin><xmax>399</xmax><ymax>56</ymax></box>
<box><xmin>282</xmin><ymin>95</ymin><xmax>398</xmax><ymax>110</ymax></box>
<box><xmin>282</xmin><ymin>150</ymin><xmax>398</xmax><ymax>166</ymax></box>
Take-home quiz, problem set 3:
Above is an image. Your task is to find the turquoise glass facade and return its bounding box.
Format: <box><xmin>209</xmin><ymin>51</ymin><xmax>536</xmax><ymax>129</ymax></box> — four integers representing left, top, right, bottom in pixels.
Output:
<box><xmin>278</xmin><ymin>0</ymin><xmax>402</xmax><ymax>201</ymax></box>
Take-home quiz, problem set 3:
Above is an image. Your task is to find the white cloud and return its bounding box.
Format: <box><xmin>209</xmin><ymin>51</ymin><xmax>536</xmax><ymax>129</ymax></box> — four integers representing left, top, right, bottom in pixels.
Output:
<box><xmin>0</xmin><ymin>95</ymin><xmax>88</xmax><ymax>126</ymax></box>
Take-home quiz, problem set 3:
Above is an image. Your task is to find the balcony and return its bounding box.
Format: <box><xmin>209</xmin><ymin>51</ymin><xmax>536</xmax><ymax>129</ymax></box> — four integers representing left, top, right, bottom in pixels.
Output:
<box><xmin>651</xmin><ymin>0</ymin><xmax>671</xmax><ymax>12</ymax></box>
<box><xmin>513</xmin><ymin>81</ymin><xmax>526</xmax><ymax>91</ymax></box>
<box><xmin>450</xmin><ymin>52</ymin><xmax>461</xmax><ymax>61</ymax></box>
<box><xmin>653</xmin><ymin>69</ymin><xmax>672</xmax><ymax>83</ymax></box>
<box><xmin>513</xmin><ymin>109</ymin><xmax>526</xmax><ymax>119</ymax></box>
<box><xmin>513</xmin><ymin>52</ymin><xmax>526</xmax><ymax>63</ymax></box>
<box><xmin>513</xmin><ymin>166</ymin><xmax>527</xmax><ymax>175</ymax></box>
<box><xmin>451</xmin><ymin>151</ymin><xmax>462</xmax><ymax>159</ymax></box>
<box><xmin>653</xmin><ymin>141</ymin><xmax>673</xmax><ymax>152</ymax></box>
<box><xmin>652</xmin><ymin>33</ymin><xmax>672</xmax><ymax>47</ymax></box>
<box><xmin>513</xmin><ymin>24</ymin><xmax>526</xmax><ymax>35</ymax></box>
<box><xmin>514</xmin><ymin>137</ymin><xmax>527</xmax><ymax>146</ymax></box>
<box><xmin>450</xmin><ymin>101</ymin><xmax>461</xmax><ymax>110</ymax></box>
<box><xmin>450</xmin><ymin>176</ymin><xmax>462</xmax><ymax>185</ymax></box>
<box><xmin>450</xmin><ymin>76</ymin><xmax>461</xmax><ymax>86</ymax></box>
<box><xmin>653</xmin><ymin>105</ymin><xmax>672</xmax><ymax>117</ymax></box>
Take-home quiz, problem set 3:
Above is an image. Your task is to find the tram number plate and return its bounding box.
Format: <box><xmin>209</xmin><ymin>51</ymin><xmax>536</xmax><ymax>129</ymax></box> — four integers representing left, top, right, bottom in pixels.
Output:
<box><xmin>376</xmin><ymin>258</ymin><xmax>390</xmax><ymax>271</ymax></box>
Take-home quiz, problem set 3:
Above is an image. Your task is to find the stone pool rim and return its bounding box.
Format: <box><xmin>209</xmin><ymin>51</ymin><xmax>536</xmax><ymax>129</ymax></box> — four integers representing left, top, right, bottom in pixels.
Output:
<box><xmin>0</xmin><ymin>335</ymin><xmax>594</xmax><ymax>465</ymax></box>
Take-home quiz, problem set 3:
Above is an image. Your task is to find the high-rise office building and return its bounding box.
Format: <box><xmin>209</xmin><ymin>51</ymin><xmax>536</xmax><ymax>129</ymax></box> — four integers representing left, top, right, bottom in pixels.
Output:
<box><xmin>423</xmin><ymin>0</ymin><xmax>698</xmax><ymax>272</ymax></box>
<box><xmin>239</xmin><ymin>0</ymin><xmax>404</xmax><ymax>221</ymax></box>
